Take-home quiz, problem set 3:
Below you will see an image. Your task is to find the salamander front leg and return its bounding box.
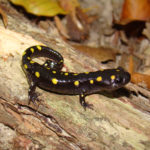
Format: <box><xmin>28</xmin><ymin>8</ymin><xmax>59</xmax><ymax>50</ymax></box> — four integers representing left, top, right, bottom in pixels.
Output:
<box><xmin>25</xmin><ymin>73</ymin><xmax>40</xmax><ymax>105</ymax></box>
<box><xmin>79</xmin><ymin>94</ymin><xmax>93</xmax><ymax>110</ymax></box>
<box><xmin>28</xmin><ymin>81</ymin><xmax>40</xmax><ymax>105</ymax></box>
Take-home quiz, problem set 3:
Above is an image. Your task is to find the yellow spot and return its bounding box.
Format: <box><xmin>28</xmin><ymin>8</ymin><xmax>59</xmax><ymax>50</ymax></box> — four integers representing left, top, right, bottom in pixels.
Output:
<box><xmin>47</xmin><ymin>67</ymin><xmax>50</xmax><ymax>70</ymax></box>
<box><xmin>116</xmin><ymin>69</ymin><xmax>120</xmax><ymax>72</ymax></box>
<box><xmin>52</xmin><ymin>78</ymin><xmax>58</xmax><ymax>85</ymax></box>
<box><xmin>52</xmin><ymin>71</ymin><xmax>56</xmax><ymax>74</ymax></box>
<box><xmin>96</xmin><ymin>76</ymin><xmax>102</xmax><ymax>82</ymax></box>
<box><xmin>35</xmin><ymin>72</ymin><xmax>40</xmax><ymax>78</ymax></box>
<box><xmin>85</xmin><ymin>72</ymin><xmax>89</xmax><ymax>74</ymax></box>
<box><xmin>73</xmin><ymin>73</ymin><xmax>78</xmax><ymax>76</ymax></box>
<box><xmin>30</xmin><ymin>48</ymin><xmax>34</xmax><ymax>53</ymax></box>
<box><xmin>24</xmin><ymin>64</ymin><xmax>28</xmax><ymax>69</ymax></box>
<box><xmin>90</xmin><ymin>80</ymin><xmax>94</xmax><ymax>84</ymax></box>
<box><xmin>30</xmin><ymin>60</ymin><xmax>34</xmax><ymax>64</ymax></box>
<box><xmin>60</xmin><ymin>60</ymin><xmax>63</xmax><ymax>63</ymax></box>
<box><xmin>81</xmin><ymin>94</ymin><xmax>84</xmax><ymax>97</ymax></box>
<box><xmin>44</xmin><ymin>63</ymin><xmax>48</xmax><ymax>67</ymax></box>
<box><xmin>74</xmin><ymin>81</ymin><xmax>79</xmax><ymax>86</ymax></box>
<box><xmin>37</xmin><ymin>45</ymin><xmax>42</xmax><ymax>51</ymax></box>
<box><xmin>100</xmin><ymin>69</ymin><xmax>104</xmax><ymax>71</ymax></box>
<box><xmin>111</xmin><ymin>75</ymin><xmax>116</xmax><ymax>80</ymax></box>
<box><xmin>23</xmin><ymin>51</ymin><xmax>26</xmax><ymax>56</ymax></box>
<box><xmin>64</xmin><ymin>72</ymin><xmax>69</xmax><ymax>76</ymax></box>
<box><xmin>27</xmin><ymin>57</ymin><xmax>31</xmax><ymax>60</ymax></box>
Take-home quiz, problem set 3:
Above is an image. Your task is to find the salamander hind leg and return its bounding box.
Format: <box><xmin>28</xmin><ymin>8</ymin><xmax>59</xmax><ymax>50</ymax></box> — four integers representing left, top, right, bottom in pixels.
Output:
<box><xmin>79</xmin><ymin>94</ymin><xmax>93</xmax><ymax>110</ymax></box>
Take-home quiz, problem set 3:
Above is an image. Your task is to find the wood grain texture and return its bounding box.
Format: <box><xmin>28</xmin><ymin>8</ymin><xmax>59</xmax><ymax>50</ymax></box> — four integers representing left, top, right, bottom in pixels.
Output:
<box><xmin>0</xmin><ymin>1</ymin><xmax>150</xmax><ymax>150</ymax></box>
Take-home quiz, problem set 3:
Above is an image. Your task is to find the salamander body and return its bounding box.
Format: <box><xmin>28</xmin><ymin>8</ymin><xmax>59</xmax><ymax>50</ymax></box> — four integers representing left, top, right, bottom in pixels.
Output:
<box><xmin>22</xmin><ymin>45</ymin><xmax>130</xmax><ymax>109</ymax></box>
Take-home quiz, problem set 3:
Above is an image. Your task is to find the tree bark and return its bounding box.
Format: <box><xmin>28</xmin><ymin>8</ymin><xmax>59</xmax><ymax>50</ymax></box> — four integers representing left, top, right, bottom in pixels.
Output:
<box><xmin>0</xmin><ymin>0</ymin><xmax>150</xmax><ymax>150</ymax></box>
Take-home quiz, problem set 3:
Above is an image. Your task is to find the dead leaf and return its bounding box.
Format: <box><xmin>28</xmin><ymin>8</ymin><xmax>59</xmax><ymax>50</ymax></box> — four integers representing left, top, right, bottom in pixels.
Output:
<box><xmin>66</xmin><ymin>7</ymin><xmax>91</xmax><ymax>41</ymax></box>
<box><xmin>120</xmin><ymin>0</ymin><xmax>150</xmax><ymax>24</ymax></box>
<box><xmin>72</xmin><ymin>44</ymin><xmax>116</xmax><ymax>62</ymax></box>
<box><xmin>56</xmin><ymin>0</ymin><xmax>90</xmax><ymax>41</ymax></box>
<box><xmin>129</xmin><ymin>55</ymin><xmax>150</xmax><ymax>89</ymax></box>
<box><xmin>131</xmin><ymin>72</ymin><xmax>150</xmax><ymax>89</ymax></box>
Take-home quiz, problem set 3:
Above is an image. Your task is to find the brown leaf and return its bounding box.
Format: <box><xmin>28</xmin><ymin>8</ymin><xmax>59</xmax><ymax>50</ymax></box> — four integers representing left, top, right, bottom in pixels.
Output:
<box><xmin>59</xmin><ymin>1</ymin><xmax>93</xmax><ymax>41</ymax></box>
<box><xmin>131</xmin><ymin>73</ymin><xmax>150</xmax><ymax>89</ymax></box>
<box><xmin>66</xmin><ymin>7</ymin><xmax>90</xmax><ymax>41</ymax></box>
<box><xmin>129</xmin><ymin>55</ymin><xmax>150</xmax><ymax>89</ymax></box>
<box><xmin>120</xmin><ymin>0</ymin><xmax>150</xmax><ymax>24</ymax></box>
<box><xmin>66</xmin><ymin>13</ymin><xmax>89</xmax><ymax>41</ymax></box>
<box><xmin>72</xmin><ymin>44</ymin><xmax>116</xmax><ymax>62</ymax></box>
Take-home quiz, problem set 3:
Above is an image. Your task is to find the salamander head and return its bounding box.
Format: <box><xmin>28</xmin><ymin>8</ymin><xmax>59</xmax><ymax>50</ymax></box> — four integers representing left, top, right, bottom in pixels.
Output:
<box><xmin>99</xmin><ymin>67</ymin><xmax>131</xmax><ymax>90</ymax></box>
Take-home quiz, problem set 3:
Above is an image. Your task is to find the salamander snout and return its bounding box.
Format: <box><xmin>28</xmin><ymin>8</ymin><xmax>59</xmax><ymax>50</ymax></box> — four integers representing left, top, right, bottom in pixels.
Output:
<box><xmin>122</xmin><ymin>72</ymin><xmax>131</xmax><ymax>84</ymax></box>
<box><xmin>116</xmin><ymin>71</ymin><xmax>131</xmax><ymax>84</ymax></box>
<box><xmin>111</xmin><ymin>70</ymin><xmax>131</xmax><ymax>90</ymax></box>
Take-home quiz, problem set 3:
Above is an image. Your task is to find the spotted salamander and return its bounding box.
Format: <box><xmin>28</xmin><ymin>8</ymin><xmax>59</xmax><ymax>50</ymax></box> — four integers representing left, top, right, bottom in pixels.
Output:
<box><xmin>22</xmin><ymin>45</ymin><xmax>130</xmax><ymax>109</ymax></box>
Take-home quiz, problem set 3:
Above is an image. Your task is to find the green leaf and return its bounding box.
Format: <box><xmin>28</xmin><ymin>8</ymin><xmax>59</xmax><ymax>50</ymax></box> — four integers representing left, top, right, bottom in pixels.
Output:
<box><xmin>10</xmin><ymin>0</ymin><xmax>67</xmax><ymax>16</ymax></box>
